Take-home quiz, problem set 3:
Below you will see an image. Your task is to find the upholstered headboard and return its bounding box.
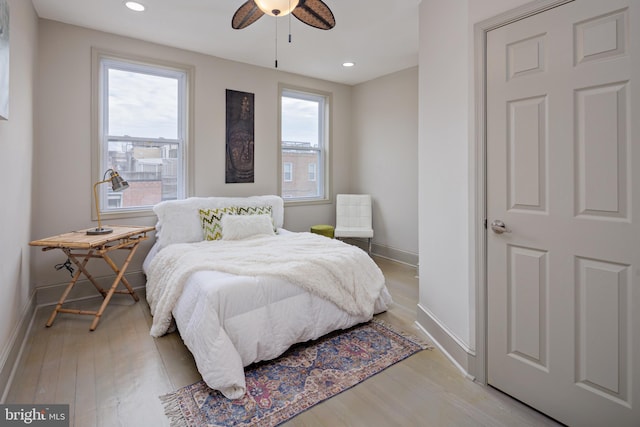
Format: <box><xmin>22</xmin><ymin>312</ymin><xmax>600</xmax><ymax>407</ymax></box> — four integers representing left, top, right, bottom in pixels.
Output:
<box><xmin>152</xmin><ymin>195</ymin><xmax>284</xmax><ymax>250</ymax></box>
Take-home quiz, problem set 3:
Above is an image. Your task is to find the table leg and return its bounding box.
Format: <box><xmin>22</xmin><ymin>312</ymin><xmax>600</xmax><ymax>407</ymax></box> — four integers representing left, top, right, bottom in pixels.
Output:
<box><xmin>101</xmin><ymin>249</ymin><xmax>140</xmax><ymax>302</ymax></box>
<box><xmin>65</xmin><ymin>249</ymin><xmax>108</xmax><ymax>297</ymax></box>
<box><xmin>46</xmin><ymin>252</ymin><xmax>93</xmax><ymax>327</ymax></box>
<box><xmin>89</xmin><ymin>242</ymin><xmax>141</xmax><ymax>331</ymax></box>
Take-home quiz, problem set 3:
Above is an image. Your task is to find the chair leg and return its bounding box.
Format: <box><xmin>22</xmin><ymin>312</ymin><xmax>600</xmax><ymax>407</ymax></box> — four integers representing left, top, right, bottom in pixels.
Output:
<box><xmin>368</xmin><ymin>238</ymin><xmax>372</xmax><ymax>255</ymax></box>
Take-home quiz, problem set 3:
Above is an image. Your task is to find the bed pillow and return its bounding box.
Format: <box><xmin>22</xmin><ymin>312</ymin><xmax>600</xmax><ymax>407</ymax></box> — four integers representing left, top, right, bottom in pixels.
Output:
<box><xmin>152</xmin><ymin>195</ymin><xmax>284</xmax><ymax>249</ymax></box>
<box><xmin>199</xmin><ymin>207</ymin><xmax>237</xmax><ymax>241</ymax></box>
<box><xmin>234</xmin><ymin>205</ymin><xmax>275</xmax><ymax>231</ymax></box>
<box><xmin>221</xmin><ymin>214</ymin><xmax>276</xmax><ymax>240</ymax></box>
<box><xmin>235</xmin><ymin>205</ymin><xmax>272</xmax><ymax>216</ymax></box>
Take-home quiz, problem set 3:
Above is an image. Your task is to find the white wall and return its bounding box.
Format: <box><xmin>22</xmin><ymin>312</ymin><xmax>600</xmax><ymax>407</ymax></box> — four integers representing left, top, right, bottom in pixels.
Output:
<box><xmin>0</xmin><ymin>0</ymin><xmax>38</xmax><ymax>390</ymax></box>
<box><xmin>417</xmin><ymin>0</ymin><xmax>532</xmax><ymax>371</ymax></box>
<box><xmin>352</xmin><ymin>67</ymin><xmax>419</xmax><ymax>261</ymax></box>
<box><xmin>32</xmin><ymin>20</ymin><xmax>355</xmax><ymax>290</ymax></box>
<box><xmin>418</xmin><ymin>0</ymin><xmax>471</xmax><ymax>348</ymax></box>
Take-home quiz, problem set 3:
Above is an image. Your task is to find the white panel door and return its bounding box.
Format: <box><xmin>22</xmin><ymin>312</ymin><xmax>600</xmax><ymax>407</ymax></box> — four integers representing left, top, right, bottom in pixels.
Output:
<box><xmin>486</xmin><ymin>1</ymin><xmax>639</xmax><ymax>426</ymax></box>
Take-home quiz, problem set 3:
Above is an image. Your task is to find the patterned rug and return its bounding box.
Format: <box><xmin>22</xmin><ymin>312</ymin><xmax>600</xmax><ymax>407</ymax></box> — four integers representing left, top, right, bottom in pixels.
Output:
<box><xmin>160</xmin><ymin>319</ymin><xmax>430</xmax><ymax>427</ymax></box>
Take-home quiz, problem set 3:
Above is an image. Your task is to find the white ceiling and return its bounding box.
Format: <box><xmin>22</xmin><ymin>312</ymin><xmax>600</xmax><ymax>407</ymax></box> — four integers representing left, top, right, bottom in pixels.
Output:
<box><xmin>31</xmin><ymin>0</ymin><xmax>420</xmax><ymax>86</ymax></box>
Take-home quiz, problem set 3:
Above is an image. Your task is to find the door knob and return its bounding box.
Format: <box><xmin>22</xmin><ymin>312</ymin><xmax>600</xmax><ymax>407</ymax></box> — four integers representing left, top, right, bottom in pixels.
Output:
<box><xmin>491</xmin><ymin>219</ymin><xmax>511</xmax><ymax>234</ymax></box>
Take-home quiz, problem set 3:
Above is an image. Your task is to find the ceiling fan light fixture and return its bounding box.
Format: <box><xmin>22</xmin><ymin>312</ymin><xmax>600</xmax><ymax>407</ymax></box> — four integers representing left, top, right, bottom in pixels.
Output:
<box><xmin>255</xmin><ymin>0</ymin><xmax>299</xmax><ymax>17</ymax></box>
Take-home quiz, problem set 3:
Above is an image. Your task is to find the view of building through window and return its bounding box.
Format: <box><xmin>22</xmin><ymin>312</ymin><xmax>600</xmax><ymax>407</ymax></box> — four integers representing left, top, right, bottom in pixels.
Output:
<box><xmin>281</xmin><ymin>141</ymin><xmax>321</xmax><ymax>198</ymax></box>
<box><xmin>100</xmin><ymin>58</ymin><xmax>186</xmax><ymax>212</ymax></box>
<box><xmin>281</xmin><ymin>89</ymin><xmax>327</xmax><ymax>201</ymax></box>
<box><xmin>105</xmin><ymin>139</ymin><xmax>179</xmax><ymax>209</ymax></box>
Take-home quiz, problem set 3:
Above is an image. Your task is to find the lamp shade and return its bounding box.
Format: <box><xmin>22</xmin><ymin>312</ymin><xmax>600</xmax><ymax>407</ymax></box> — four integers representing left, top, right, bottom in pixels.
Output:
<box><xmin>255</xmin><ymin>0</ymin><xmax>299</xmax><ymax>16</ymax></box>
<box><xmin>109</xmin><ymin>171</ymin><xmax>129</xmax><ymax>192</ymax></box>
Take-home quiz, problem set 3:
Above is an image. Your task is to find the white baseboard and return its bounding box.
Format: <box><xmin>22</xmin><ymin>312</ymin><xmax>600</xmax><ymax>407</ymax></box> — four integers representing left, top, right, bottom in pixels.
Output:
<box><xmin>0</xmin><ymin>292</ymin><xmax>37</xmax><ymax>403</ymax></box>
<box><xmin>416</xmin><ymin>303</ymin><xmax>477</xmax><ymax>381</ymax></box>
<box><xmin>342</xmin><ymin>238</ymin><xmax>419</xmax><ymax>267</ymax></box>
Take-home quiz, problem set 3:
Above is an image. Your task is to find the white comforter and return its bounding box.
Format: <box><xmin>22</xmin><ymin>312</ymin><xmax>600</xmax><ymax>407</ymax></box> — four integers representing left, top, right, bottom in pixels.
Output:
<box><xmin>145</xmin><ymin>232</ymin><xmax>391</xmax><ymax>399</ymax></box>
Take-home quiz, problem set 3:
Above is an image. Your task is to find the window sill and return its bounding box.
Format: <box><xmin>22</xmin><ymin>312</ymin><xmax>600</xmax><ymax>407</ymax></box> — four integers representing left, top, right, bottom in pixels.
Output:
<box><xmin>93</xmin><ymin>207</ymin><xmax>157</xmax><ymax>221</ymax></box>
<box><xmin>283</xmin><ymin>198</ymin><xmax>332</xmax><ymax>207</ymax></box>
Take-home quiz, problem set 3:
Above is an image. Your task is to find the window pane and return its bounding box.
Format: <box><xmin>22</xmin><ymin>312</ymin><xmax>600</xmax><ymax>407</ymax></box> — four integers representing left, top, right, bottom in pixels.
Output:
<box><xmin>282</xmin><ymin>97</ymin><xmax>319</xmax><ymax>147</ymax></box>
<box><xmin>108</xmin><ymin>69</ymin><xmax>178</xmax><ymax>139</ymax></box>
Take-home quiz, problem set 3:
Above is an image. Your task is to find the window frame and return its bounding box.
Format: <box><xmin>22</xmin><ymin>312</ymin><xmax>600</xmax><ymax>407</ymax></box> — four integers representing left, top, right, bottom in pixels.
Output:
<box><xmin>278</xmin><ymin>84</ymin><xmax>332</xmax><ymax>205</ymax></box>
<box><xmin>91</xmin><ymin>49</ymin><xmax>193</xmax><ymax>220</ymax></box>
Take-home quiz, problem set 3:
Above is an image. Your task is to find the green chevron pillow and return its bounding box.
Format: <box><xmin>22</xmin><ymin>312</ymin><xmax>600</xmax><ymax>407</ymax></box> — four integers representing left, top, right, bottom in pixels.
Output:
<box><xmin>235</xmin><ymin>205</ymin><xmax>275</xmax><ymax>231</ymax></box>
<box><xmin>199</xmin><ymin>207</ymin><xmax>237</xmax><ymax>241</ymax></box>
<box><xmin>235</xmin><ymin>205</ymin><xmax>272</xmax><ymax>216</ymax></box>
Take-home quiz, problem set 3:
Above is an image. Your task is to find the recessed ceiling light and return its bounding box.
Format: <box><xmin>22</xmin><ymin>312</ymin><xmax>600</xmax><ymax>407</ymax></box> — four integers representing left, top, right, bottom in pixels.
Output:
<box><xmin>125</xmin><ymin>1</ymin><xmax>145</xmax><ymax>12</ymax></box>
<box><xmin>342</xmin><ymin>62</ymin><xmax>355</xmax><ymax>68</ymax></box>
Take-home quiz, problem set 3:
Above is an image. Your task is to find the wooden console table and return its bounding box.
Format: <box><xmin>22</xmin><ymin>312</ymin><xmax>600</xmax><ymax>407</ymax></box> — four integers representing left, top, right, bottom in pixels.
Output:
<box><xmin>30</xmin><ymin>225</ymin><xmax>155</xmax><ymax>331</ymax></box>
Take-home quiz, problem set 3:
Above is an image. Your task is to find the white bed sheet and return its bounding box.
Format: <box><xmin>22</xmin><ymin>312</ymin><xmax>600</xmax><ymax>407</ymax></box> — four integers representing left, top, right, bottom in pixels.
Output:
<box><xmin>143</xmin><ymin>232</ymin><xmax>392</xmax><ymax>399</ymax></box>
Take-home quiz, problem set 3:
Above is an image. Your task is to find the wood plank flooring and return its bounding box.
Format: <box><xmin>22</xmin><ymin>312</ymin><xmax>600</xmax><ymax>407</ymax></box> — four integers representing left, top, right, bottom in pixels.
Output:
<box><xmin>5</xmin><ymin>257</ymin><xmax>561</xmax><ymax>426</ymax></box>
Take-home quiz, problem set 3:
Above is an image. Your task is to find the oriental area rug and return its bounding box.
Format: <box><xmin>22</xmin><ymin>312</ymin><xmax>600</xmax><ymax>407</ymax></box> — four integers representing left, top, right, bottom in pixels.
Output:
<box><xmin>160</xmin><ymin>319</ymin><xmax>431</xmax><ymax>427</ymax></box>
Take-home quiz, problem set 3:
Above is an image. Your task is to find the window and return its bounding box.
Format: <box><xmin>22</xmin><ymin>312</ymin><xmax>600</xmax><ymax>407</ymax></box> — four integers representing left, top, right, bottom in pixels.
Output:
<box><xmin>95</xmin><ymin>53</ymin><xmax>189</xmax><ymax>215</ymax></box>
<box><xmin>280</xmin><ymin>87</ymin><xmax>329</xmax><ymax>202</ymax></box>
<box><xmin>283</xmin><ymin>162</ymin><xmax>293</xmax><ymax>182</ymax></box>
<box><xmin>308</xmin><ymin>163</ymin><xmax>317</xmax><ymax>181</ymax></box>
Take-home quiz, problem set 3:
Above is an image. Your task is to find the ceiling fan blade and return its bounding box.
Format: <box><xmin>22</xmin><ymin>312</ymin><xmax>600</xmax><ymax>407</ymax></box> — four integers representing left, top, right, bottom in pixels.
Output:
<box><xmin>232</xmin><ymin>0</ymin><xmax>265</xmax><ymax>29</ymax></box>
<box><xmin>292</xmin><ymin>0</ymin><xmax>335</xmax><ymax>30</ymax></box>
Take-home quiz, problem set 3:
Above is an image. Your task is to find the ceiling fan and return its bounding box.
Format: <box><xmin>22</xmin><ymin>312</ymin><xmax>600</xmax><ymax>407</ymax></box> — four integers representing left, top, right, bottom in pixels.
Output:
<box><xmin>232</xmin><ymin>0</ymin><xmax>336</xmax><ymax>31</ymax></box>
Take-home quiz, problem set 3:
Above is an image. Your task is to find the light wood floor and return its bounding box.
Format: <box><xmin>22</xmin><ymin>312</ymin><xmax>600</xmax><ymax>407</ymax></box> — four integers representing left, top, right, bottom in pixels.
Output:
<box><xmin>5</xmin><ymin>257</ymin><xmax>561</xmax><ymax>427</ymax></box>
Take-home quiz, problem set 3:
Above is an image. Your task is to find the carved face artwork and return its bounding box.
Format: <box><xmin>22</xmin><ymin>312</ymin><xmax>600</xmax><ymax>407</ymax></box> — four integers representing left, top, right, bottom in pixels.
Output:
<box><xmin>227</xmin><ymin>127</ymin><xmax>254</xmax><ymax>174</ymax></box>
<box><xmin>226</xmin><ymin>90</ymin><xmax>255</xmax><ymax>183</ymax></box>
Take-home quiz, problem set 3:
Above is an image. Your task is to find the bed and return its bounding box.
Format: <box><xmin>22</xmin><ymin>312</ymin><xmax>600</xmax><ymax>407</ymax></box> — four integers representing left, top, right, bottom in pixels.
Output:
<box><xmin>143</xmin><ymin>195</ymin><xmax>392</xmax><ymax>399</ymax></box>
